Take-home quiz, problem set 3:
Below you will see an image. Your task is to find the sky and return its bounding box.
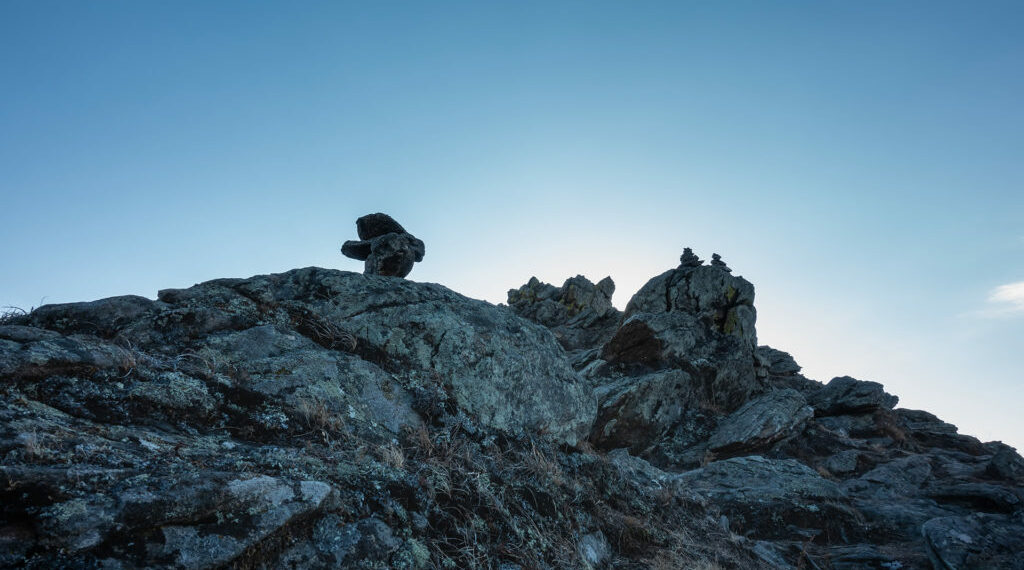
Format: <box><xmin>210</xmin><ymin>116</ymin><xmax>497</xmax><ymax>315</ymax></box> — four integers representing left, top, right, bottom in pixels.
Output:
<box><xmin>2</xmin><ymin>1</ymin><xmax>1022</xmax><ymax>450</ymax></box>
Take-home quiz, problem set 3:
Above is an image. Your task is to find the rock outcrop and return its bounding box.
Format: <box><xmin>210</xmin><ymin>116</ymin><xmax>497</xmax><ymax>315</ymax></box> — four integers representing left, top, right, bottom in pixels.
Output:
<box><xmin>580</xmin><ymin>248</ymin><xmax>762</xmax><ymax>470</ymax></box>
<box><xmin>2</xmin><ymin>246</ymin><xmax>1023</xmax><ymax>569</ymax></box>
<box><xmin>507</xmin><ymin>275</ymin><xmax>621</xmax><ymax>354</ymax></box>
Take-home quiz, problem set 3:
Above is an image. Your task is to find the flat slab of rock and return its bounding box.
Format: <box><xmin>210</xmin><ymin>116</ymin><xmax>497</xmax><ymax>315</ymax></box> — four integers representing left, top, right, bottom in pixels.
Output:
<box><xmin>707</xmin><ymin>389</ymin><xmax>813</xmax><ymax>454</ymax></box>
<box><xmin>755</xmin><ymin>345</ymin><xmax>802</xmax><ymax>376</ymax></box>
<box><xmin>672</xmin><ymin>456</ymin><xmax>860</xmax><ymax>540</ymax></box>
<box><xmin>590</xmin><ymin>370</ymin><xmax>699</xmax><ymax>453</ymax></box>
<box><xmin>158</xmin><ymin>475</ymin><xmax>335</xmax><ymax>569</ymax></box>
<box><xmin>809</xmin><ymin>376</ymin><xmax>898</xmax><ymax>416</ymax></box>
<box><xmin>922</xmin><ymin>513</ymin><xmax>1024</xmax><ymax>570</ymax></box>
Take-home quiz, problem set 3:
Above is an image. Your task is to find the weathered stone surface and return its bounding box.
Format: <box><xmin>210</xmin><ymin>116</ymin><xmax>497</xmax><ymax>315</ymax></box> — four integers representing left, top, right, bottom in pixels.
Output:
<box><xmin>815</xmin><ymin>413</ymin><xmax>887</xmax><ymax>439</ymax></box>
<box><xmin>341</xmin><ymin>212</ymin><xmax>425</xmax><ymax>277</ymax></box>
<box><xmin>898</xmin><ymin>409</ymin><xmax>989</xmax><ymax>455</ymax></box>
<box><xmin>0</xmin><ymin>332</ymin><xmax>135</xmax><ymax>379</ymax></box>
<box><xmin>276</xmin><ymin>515</ymin><xmax>424</xmax><ymax>568</ymax></box>
<box><xmin>755</xmin><ymin>345</ymin><xmax>802</xmax><ymax>376</ymax></box>
<box><xmin>4</xmin><ymin>250</ymin><xmax>1024</xmax><ymax>569</ymax></box>
<box><xmin>815</xmin><ymin>544</ymin><xmax>932</xmax><ymax>570</ymax></box>
<box><xmin>23</xmin><ymin>295</ymin><xmax>162</xmax><ymax>338</ymax></box>
<box><xmin>591</xmin><ymin>370</ymin><xmax>702</xmax><ymax>454</ymax></box>
<box><xmin>824</xmin><ymin>449</ymin><xmax>862</xmax><ymax>475</ymax></box>
<box><xmin>605</xmin><ymin>448</ymin><xmax>673</xmax><ymax>491</ymax></box>
<box><xmin>922</xmin><ymin>513</ymin><xmax>1024</xmax><ymax>570</ymax></box>
<box><xmin>754</xmin><ymin>346</ymin><xmax>822</xmax><ymax>395</ymax></box>
<box><xmin>194</xmin><ymin>323</ymin><xmax>421</xmax><ymax>435</ymax></box>
<box><xmin>987</xmin><ymin>442</ymin><xmax>1024</xmax><ymax>483</ymax></box>
<box><xmin>507</xmin><ymin>275</ymin><xmax>621</xmax><ymax>352</ymax></box>
<box><xmin>843</xmin><ymin>455</ymin><xmax>933</xmax><ymax>498</ymax></box>
<box><xmin>672</xmin><ymin>456</ymin><xmax>861</xmax><ymax>541</ymax></box>
<box><xmin>925</xmin><ymin>482</ymin><xmax>1024</xmax><ymax>514</ymax></box>
<box><xmin>173</xmin><ymin>267</ymin><xmax>594</xmax><ymax>445</ymax></box>
<box><xmin>601</xmin><ymin>253</ymin><xmax>760</xmax><ymax>413</ymax></box>
<box><xmin>2</xmin><ymin>465</ymin><xmax>336</xmax><ymax>569</ymax></box>
<box><xmin>356</xmin><ymin>212</ymin><xmax>408</xmax><ymax>240</ymax></box>
<box><xmin>157</xmin><ymin>475</ymin><xmax>335</xmax><ymax>569</ymax></box>
<box><xmin>809</xmin><ymin>376</ymin><xmax>898</xmax><ymax>416</ymax></box>
<box><xmin>854</xmin><ymin>498</ymin><xmax>958</xmax><ymax>543</ymax></box>
<box><xmin>707</xmin><ymin>389</ymin><xmax>813</xmax><ymax>454</ymax></box>
<box><xmin>578</xmin><ymin>530</ymin><xmax>611</xmax><ymax>568</ymax></box>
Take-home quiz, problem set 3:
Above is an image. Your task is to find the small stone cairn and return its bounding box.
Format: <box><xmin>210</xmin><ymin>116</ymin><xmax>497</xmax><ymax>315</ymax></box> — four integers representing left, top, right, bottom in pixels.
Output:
<box><xmin>680</xmin><ymin>248</ymin><xmax>732</xmax><ymax>273</ymax></box>
<box><xmin>679</xmin><ymin>247</ymin><xmax>703</xmax><ymax>268</ymax></box>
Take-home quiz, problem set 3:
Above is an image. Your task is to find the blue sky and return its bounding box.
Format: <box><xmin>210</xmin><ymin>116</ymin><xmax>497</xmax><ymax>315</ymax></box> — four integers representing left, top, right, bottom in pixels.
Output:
<box><xmin>2</xmin><ymin>1</ymin><xmax>1022</xmax><ymax>449</ymax></box>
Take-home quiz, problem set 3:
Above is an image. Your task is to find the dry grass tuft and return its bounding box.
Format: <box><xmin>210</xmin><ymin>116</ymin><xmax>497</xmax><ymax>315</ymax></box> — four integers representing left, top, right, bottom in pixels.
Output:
<box><xmin>521</xmin><ymin>441</ymin><xmax>564</xmax><ymax>486</ymax></box>
<box><xmin>296</xmin><ymin>396</ymin><xmax>345</xmax><ymax>434</ymax></box>
<box><xmin>295</xmin><ymin>314</ymin><xmax>356</xmax><ymax>351</ymax></box>
<box><xmin>379</xmin><ymin>442</ymin><xmax>406</xmax><ymax>470</ymax></box>
<box><xmin>0</xmin><ymin>306</ymin><xmax>29</xmax><ymax>326</ymax></box>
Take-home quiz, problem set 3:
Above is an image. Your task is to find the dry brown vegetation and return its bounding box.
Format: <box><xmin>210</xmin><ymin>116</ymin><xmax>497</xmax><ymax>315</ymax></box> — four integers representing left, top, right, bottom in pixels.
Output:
<box><xmin>382</xmin><ymin>421</ymin><xmax>766</xmax><ymax>570</ymax></box>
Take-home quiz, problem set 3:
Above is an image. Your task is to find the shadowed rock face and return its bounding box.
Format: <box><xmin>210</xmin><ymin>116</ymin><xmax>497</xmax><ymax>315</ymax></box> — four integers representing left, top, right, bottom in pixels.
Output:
<box><xmin>579</xmin><ymin>250</ymin><xmax>763</xmax><ymax>470</ymax></box>
<box><xmin>706</xmin><ymin>389</ymin><xmax>814</xmax><ymax>456</ymax></box>
<box><xmin>3</xmin><ymin>249</ymin><xmax>1024</xmax><ymax>570</ymax></box>
<box><xmin>341</xmin><ymin>213</ymin><xmax>425</xmax><ymax>277</ymax></box>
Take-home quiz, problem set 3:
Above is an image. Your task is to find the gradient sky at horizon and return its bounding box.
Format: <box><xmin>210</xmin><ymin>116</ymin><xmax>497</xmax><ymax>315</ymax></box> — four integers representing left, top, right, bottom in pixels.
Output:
<box><xmin>2</xmin><ymin>1</ymin><xmax>1022</xmax><ymax>449</ymax></box>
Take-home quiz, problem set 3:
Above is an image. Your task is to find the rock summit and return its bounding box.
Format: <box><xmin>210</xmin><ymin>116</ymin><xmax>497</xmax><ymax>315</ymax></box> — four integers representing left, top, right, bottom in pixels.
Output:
<box><xmin>2</xmin><ymin>246</ymin><xmax>1022</xmax><ymax>569</ymax></box>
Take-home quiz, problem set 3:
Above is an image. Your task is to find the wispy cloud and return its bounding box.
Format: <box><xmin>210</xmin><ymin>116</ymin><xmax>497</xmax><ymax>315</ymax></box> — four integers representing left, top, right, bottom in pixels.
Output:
<box><xmin>983</xmin><ymin>281</ymin><xmax>1024</xmax><ymax>317</ymax></box>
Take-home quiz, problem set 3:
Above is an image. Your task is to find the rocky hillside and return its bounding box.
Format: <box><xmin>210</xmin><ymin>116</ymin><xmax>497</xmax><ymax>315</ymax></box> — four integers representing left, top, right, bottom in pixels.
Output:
<box><xmin>2</xmin><ymin>251</ymin><xmax>1023</xmax><ymax>569</ymax></box>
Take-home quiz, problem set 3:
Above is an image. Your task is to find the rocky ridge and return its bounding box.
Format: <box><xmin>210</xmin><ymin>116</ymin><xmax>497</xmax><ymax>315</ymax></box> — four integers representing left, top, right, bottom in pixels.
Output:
<box><xmin>1</xmin><ymin>250</ymin><xmax>1023</xmax><ymax>569</ymax></box>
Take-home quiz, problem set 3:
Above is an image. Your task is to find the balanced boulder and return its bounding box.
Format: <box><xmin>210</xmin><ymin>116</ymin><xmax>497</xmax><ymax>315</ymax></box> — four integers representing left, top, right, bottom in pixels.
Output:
<box><xmin>341</xmin><ymin>213</ymin><xmax>425</xmax><ymax>278</ymax></box>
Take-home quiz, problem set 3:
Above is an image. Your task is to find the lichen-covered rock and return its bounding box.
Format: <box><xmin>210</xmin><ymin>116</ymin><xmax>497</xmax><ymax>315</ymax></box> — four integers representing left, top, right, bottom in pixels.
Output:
<box><xmin>898</xmin><ymin>408</ymin><xmax>990</xmax><ymax>455</ymax></box>
<box><xmin>590</xmin><ymin>370</ymin><xmax>708</xmax><ymax>454</ymax></box>
<box><xmin>922</xmin><ymin>513</ymin><xmax>1024</xmax><ymax>570</ymax></box>
<box><xmin>276</xmin><ymin>515</ymin><xmax>424</xmax><ymax>569</ymax></box>
<box><xmin>4</xmin><ymin>255</ymin><xmax>1024</xmax><ymax>569</ymax></box>
<box><xmin>157</xmin><ymin>475</ymin><xmax>336</xmax><ymax>569</ymax></box>
<box><xmin>601</xmin><ymin>251</ymin><xmax>760</xmax><ymax>412</ymax></box>
<box><xmin>671</xmin><ymin>456</ymin><xmax>862</xmax><ymax>541</ymax></box>
<box><xmin>22</xmin><ymin>295</ymin><xmax>162</xmax><ymax>338</ymax></box>
<box><xmin>755</xmin><ymin>345</ymin><xmax>802</xmax><ymax>376</ymax></box>
<box><xmin>507</xmin><ymin>275</ymin><xmax>621</xmax><ymax>352</ymax></box>
<box><xmin>706</xmin><ymin>389</ymin><xmax>813</xmax><ymax>455</ymax></box>
<box><xmin>842</xmin><ymin>455</ymin><xmax>933</xmax><ymax>498</ymax></box>
<box><xmin>577</xmin><ymin>530</ymin><xmax>611</xmax><ymax>568</ymax></box>
<box><xmin>158</xmin><ymin>267</ymin><xmax>595</xmax><ymax>445</ymax></box>
<box><xmin>588</xmin><ymin>251</ymin><xmax>764</xmax><ymax>469</ymax></box>
<box><xmin>986</xmin><ymin>442</ymin><xmax>1024</xmax><ymax>483</ymax></box>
